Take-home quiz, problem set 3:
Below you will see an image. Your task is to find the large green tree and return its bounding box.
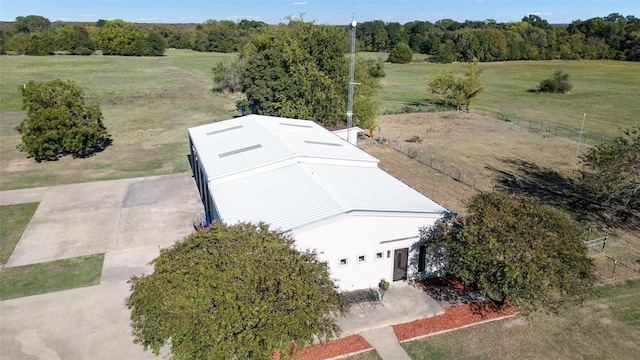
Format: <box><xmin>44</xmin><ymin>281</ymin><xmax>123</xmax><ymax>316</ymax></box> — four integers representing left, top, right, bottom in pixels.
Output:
<box><xmin>421</xmin><ymin>192</ymin><xmax>594</xmax><ymax>313</ymax></box>
<box><xmin>13</xmin><ymin>15</ymin><xmax>51</xmax><ymax>34</ymax></box>
<box><xmin>15</xmin><ymin>79</ymin><xmax>110</xmax><ymax>161</ymax></box>
<box><xmin>99</xmin><ymin>19</ymin><xmax>165</xmax><ymax>56</ymax></box>
<box><xmin>582</xmin><ymin>127</ymin><xmax>640</xmax><ymax>214</ymax></box>
<box><xmin>56</xmin><ymin>24</ymin><xmax>95</xmax><ymax>55</ymax></box>
<box><xmin>238</xmin><ymin>19</ymin><xmax>381</xmax><ymax>129</ymax></box>
<box><xmin>127</xmin><ymin>222</ymin><xmax>345</xmax><ymax>359</ymax></box>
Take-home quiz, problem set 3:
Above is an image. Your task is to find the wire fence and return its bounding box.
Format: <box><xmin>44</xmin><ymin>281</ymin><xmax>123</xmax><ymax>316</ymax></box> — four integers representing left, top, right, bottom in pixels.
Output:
<box><xmin>575</xmin><ymin>230</ymin><xmax>639</xmax><ymax>282</ymax></box>
<box><xmin>475</xmin><ymin>109</ymin><xmax>613</xmax><ymax>146</ymax></box>
<box><xmin>385</xmin><ymin>139</ymin><xmax>494</xmax><ymax>192</ymax></box>
<box><xmin>595</xmin><ymin>255</ymin><xmax>640</xmax><ymax>282</ymax></box>
<box><xmin>372</xmin><ymin>137</ymin><xmax>639</xmax><ymax>283</ymax></box>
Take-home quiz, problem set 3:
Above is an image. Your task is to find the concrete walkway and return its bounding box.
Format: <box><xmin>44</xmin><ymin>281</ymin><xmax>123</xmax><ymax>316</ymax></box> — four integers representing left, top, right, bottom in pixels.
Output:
<box><xmin>336</xmin><ymin>282</ymin><xmax>443</xmax><ymax>359</ymax></box>
<box><xmin>0</xmin><ymin>174</ymin><xmax>444</xmax><ymax>359</ymax></box>
<box><xmin>361</xmin><ymin>327</ymin><xmax>411</xmax><ymax>360</ymax></box>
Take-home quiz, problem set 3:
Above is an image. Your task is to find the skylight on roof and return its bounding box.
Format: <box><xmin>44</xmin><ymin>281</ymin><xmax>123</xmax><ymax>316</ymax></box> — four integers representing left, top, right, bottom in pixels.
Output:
<box><xmin>304</xmin><ymin>140</ymin><xmax>343</xmax><ymax>147</ymax></box>
<box><xmin>280</xmin><ymin>122</ymin><xmax>314</xmax><ymax>128</ymax></box>
<box><xmin>207</xmin><ymin>125</ymin><xmax>243</xmax><ymax>136</ymax></box>
<box><xmin>218</xmin><ymin>144</ymin><xmax>262</xmax><ymax>158</ymax></box>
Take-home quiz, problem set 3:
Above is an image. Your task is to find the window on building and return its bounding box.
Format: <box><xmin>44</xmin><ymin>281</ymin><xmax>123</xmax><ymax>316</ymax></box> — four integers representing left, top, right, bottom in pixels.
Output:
<box><xmin>418</xmin><ymin>245</ymin><xmax>427</xmax><ymax>272</ymax></box>
<box><xmin>375</xmin><ymin>252</ymin><xmax>383</xmax><ymax>260</ymax></box>
<box><xmin>357</xmin><ymin>255</ymin><xmax>366</xmax><ymax>263</ymax></box>
<box><xmin>387</xmin><ymin>250</ymin><xmax>391</xmax><ymax>258</ymax></box>
<box><xmin>339</xmin><ymin>258</ymin><xmax>348</xmax><ymax>266</ymax></box>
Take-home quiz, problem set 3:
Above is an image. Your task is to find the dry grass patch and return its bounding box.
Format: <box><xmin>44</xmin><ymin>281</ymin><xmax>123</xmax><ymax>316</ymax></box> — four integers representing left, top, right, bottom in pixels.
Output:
<box><xmin>360</xmin><ymin>111</ymin><xmax>639</xmax><ymax>276</ymax></box>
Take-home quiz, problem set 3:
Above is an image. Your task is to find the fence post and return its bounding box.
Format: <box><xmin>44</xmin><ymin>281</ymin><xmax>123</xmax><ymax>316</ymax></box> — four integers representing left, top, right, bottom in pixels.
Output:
<box><xmin>443</xmin><ymin>161</ymin><xmax>447</xmax><ymax>175</ymax></box>
<box><xmin>459</xmin><ymin>168</ymin><xmax>462</xmax><ymax>181</ymax></box>
<box><xmin>473</xmin><ymin>175</ymin><xmax>477</xmax><ymax>189</ymax></box>
<box><xmin>430</xmin><ymin>155</ymin><xmax>434</xmax><ymax>167</ymax></box>
<box><xmin>418</xmin><ymin>150</ymin><xmax>423</xmax><ymax>161</ymax></box>
<box><xmin>611</xmin><ymin>259</ymin><xmax>618</xmax><ymax>279</ymax></box>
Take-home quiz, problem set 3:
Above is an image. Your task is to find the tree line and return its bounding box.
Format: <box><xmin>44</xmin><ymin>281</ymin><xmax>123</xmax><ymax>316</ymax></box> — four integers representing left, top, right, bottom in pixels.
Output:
<box><xmin>356</xmin><ymin>14</ymin><xmax>640</xmax><ymax>62</ymax></box>
<box><xmin>1</xmin><ymin>13</ymin><xmax>638</xmax><ymax>61</ymax></box>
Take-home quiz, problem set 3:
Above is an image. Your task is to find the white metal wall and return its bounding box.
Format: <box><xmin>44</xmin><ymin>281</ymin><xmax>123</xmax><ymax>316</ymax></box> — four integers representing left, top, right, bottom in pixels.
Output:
<box><xmin>293</xmin><ymin>212</ymin><xmax>442</xmax><ymax>290</ymax></box>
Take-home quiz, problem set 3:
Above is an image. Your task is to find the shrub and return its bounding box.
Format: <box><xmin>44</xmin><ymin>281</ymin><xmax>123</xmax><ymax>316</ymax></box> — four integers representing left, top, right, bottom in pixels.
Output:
<box><xmin>388</xmin><ymin>42</ymin><xmax>413</xmax><ymax>64</ymax></box>
<box><xmin>408</xmin><ymin>134</ymin><xmax>424</xmax><ymax>143</ymax></box>
<box><xmin>537</xmin><ymin>70</ymin><xmax>573</xmax><ymax>93</ymax></box>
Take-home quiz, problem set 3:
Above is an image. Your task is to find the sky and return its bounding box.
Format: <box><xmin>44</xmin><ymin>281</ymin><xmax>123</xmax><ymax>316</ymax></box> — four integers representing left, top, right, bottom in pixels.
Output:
<box><xmin>1</xmin><ymin>0</ymin><xmax>638</xmax><ymax>25</ymax></box>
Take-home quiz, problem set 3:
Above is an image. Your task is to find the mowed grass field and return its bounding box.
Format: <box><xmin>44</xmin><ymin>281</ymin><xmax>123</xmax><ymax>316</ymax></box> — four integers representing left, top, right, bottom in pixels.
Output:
<box><xmin>1</xmin><ymin>50</ymin><xmax>238</xmax><ymax>190</ymax></box>
<box><xmin>380</xmin><ymin>60</ymin><xmax>640</xmax><ymax>139</ymax></box>
<box><xmin>2</xmin><ymin>51</ymin><xmax>639</xmax><ymax>190</ymax></box>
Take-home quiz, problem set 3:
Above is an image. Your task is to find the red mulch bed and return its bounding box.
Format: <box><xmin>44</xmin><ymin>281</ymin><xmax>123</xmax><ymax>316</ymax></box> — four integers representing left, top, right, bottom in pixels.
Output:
<box><xmin>393</xmin><ymin>300</ymin><xmax>518</xmax><ymax>342</ymax></box>
<box><xmin>296</xmin><ymin>335</ymin><xmax>373</xmax><ymax>360</ymax></box>
<box><xmin>271</xmin><ymin>335</ymin><xmax>372</xmax><ymax>360</ymax></box>
<box><xmin>278</xmin><ymin>277</ymin><xmax>517</xmax><ymax>359</ymax></box>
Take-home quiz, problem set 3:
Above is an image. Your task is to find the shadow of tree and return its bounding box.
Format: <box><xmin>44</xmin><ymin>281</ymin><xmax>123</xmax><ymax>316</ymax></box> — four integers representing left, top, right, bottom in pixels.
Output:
<box><xmin>487</xmin><ymin>158</ymin><xmax>639</xmax><ymax>229</ymax></box>
<box><xmin>415</xmin><ymin>277</ymin><xmax>484</xmax><ymax>308</ymax></box>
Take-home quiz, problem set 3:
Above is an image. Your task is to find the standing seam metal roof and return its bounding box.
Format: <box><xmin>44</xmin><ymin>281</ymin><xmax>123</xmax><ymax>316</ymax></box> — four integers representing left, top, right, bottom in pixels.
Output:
<box><xmin>188</xmin><ymin>115</ymin><xmax>448</xmax><ymax>232</ymax></box>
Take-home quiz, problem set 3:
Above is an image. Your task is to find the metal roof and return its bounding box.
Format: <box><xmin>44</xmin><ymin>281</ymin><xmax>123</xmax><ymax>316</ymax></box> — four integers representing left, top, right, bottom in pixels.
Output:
<box><xmin>189</xmin><ymin>115</ymin><xmax>448</xmax><ymax>232</ymax></box>
<box><xmin>188</xmin><ymin>115</ymin><xmax>379</xmax><ymax>185</ymax></box>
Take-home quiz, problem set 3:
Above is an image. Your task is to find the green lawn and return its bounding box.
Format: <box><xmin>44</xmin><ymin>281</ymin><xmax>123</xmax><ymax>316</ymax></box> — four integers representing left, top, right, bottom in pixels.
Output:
<box><xmin>345</xmin><ymin>350</ymin><xmax>382</xmax><ymax>360</ymax></box>
<box><xmin>0</xmin><ymin>253</ymin><xmax>104</xmax><ymax>300</ymax></box>
<box><xmin>402</xmin><ymin>278</ymin><xmax>640</xmax><ymax>359</ymax></box>
<box><xmin>0</xmin><ymin>202</ymin><xmax>38</xmax><ymax>265</ymax></box>
<box><xmin>0</xmin><ymin>203</ymin><xmax>104</xmax><ymax>300</ymax></box>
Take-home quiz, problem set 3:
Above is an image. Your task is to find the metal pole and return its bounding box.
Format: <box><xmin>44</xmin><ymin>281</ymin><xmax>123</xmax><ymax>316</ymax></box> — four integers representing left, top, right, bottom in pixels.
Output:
<box><xmin>346</xmin><ymin>20</ymin><xmax>357</xmax><ymax>143</ymax></box>
<box><xmin>574</xmin><ymin>113</ymin><xmax>586</xmax><ymax>166</ymax></box>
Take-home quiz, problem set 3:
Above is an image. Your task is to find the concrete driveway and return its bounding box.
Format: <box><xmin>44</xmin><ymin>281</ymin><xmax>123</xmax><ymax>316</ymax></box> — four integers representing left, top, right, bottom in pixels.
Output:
<box><xmin>1</xmin><ymin>174</ymin><xmax>203</xmax><ymax>359</ymax></box>
<box><xmin>1</xmin><ymin>173</ymin><xmax>446</xmax><ymax>360</ymax></box>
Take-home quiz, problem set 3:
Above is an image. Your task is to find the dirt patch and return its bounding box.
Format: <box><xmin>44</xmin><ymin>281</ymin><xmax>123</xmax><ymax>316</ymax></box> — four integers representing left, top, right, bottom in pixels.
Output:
<box><xmin>3</xmin><ymin>158</ymin><xmax>34</xmax><ymax>172</ymax></box>
<box><xmin>502</xmin><ymin>317</ymin><xmax>528</xmax><ymax>328</ymax></box>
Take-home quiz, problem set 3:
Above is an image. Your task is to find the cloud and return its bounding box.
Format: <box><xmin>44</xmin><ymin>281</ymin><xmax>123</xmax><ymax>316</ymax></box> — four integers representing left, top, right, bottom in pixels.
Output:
<box><xmin>528</xmin><ymin>12</ymin><xmax>554</xmax><ymax>17</ymax></box>
<box><xmin>292</xmin><ymin>2</ymin><xmax>307</xmax><ymax>5</ymax></box>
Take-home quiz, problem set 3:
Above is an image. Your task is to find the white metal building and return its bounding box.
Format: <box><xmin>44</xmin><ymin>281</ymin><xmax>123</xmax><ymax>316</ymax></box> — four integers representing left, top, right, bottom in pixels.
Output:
<box><xmin>188</xmin><ymin>115</ymin><xmax>448</xmax><ymax>290</ymax></box>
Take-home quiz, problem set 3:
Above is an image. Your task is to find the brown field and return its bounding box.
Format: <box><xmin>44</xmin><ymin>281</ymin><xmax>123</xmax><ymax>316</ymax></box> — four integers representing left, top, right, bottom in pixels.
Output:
<box><xmin>359</xmin><ymin>112</ymin><xmax>639</xmax><ymax>282</ymax></box>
